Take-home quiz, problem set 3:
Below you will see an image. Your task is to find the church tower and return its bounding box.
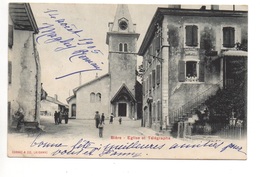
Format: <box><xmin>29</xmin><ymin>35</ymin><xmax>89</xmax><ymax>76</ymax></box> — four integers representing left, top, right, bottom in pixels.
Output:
<box><xmin>106</xmin><ymin>4</ymin><xmax>139</xmax><ymax>118</ymax></box>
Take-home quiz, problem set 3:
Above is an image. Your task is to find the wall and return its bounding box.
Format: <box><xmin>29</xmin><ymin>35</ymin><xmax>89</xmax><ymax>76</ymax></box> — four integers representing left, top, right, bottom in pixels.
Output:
<box><xmin>165</xmin><ymin>14</ymin><xmax>247</xmax><ymax>122</ymax></box>
<box><xmin>8</xmin><ymin>19</ymin><xmax>40</xmax><ymax>124</ymax></box>
<box><xmin>76</xmin><ymin>76</ymin><xmax>110</xmax><ymax>119</ymax></box>
<box><xmin>108</xmin><ymin>34</ymin><xmax>137</xmax><ymax>99</ymax></box>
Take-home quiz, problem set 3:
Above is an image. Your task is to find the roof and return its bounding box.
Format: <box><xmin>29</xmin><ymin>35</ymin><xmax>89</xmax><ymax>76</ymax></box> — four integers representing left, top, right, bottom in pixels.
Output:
<box><xmin>223</xmin><ymin>50</ymin><xmax>248</xmax><ymax>57</ymax></box>
<box><xmin>45</xmin><ymin>96</ymin><xmax>68</xmax><ymax>107</ymax></box>
<box><xmin>73</xmin><ymin>73</ymin><xmax>110</xmax><ymax>94</ymax></box>
<box><xmin>66</xmin><ymin>95</ymin><xmax>76</xmax><ymax>104</ymax></box>
<box><xmin>138</xmin><ymin>7</ymin><xmax>248</xmax><ymax>55</ymax></box>
<box><xmin>9</xmin><ymin>3</ymin><xmax>38</xmax><ymax>33</ymax></box>
<box><xmin>111</xmin><ymin>83</ymin><xmax>136</xmax><ymax>103</ymax></box>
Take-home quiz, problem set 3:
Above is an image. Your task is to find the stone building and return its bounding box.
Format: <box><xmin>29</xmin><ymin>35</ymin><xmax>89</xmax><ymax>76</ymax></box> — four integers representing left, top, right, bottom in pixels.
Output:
<box><xmin>138</xmin><ymin>5</ymin><xmax>248</xmax><ymax>132</ymax></box>
<box><xmin>8</xmin><ymin>3</ymin><xmax>41</xmax><ymax>129</ymax></box>
<box><xmin>40</xmin><ymin>95</ymin><xmax>68</xmax><ymax>116</ymax></box>
<box><xmin>67</xmin><ymin>5</ymin><xmax>141</xmax><ymax>120</ymax></box>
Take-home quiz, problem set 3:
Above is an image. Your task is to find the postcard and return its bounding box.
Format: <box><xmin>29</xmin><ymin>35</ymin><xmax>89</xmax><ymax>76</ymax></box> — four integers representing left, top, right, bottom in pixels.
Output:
<box><xmin>7</xmin><ymin>3</ymin><xmax>248</xmax><ymax>159</ymax></box>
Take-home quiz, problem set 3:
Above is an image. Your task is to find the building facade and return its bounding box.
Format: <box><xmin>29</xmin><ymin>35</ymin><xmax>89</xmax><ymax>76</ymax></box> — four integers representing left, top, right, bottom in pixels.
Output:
<box><xmin>138</xmin><ymin>5</ymin><xmax>248</xmax><ymax>132</ymax></box>
<box><xmin>67</xmin><ymin>5</ymin><xmax>141</xmax><ymax>120</ymax></box>
<box><xmin>8</xmin><ymin>3</ymin><xmax>41</xmax><ymax>128</ymax></box>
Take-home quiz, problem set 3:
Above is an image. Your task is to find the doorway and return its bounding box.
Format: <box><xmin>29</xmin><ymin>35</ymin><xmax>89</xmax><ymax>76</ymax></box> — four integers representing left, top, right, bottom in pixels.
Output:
<box><xmin>118</xmin><ymin>103</ymin><xmax>127</xmax><ymax>117</ymax></box>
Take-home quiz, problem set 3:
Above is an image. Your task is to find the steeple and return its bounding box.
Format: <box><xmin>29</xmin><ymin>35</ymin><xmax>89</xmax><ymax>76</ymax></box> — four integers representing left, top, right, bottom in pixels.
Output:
<box><xmin>108</xmin><ymin>4</ymin><xmax>136</xmax><ymax>33</ymax></box>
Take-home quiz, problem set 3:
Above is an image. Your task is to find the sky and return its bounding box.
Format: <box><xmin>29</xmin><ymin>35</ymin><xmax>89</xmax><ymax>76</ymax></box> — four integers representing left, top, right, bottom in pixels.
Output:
<box><xmin>30</xmin><ymin>3</ymin><xmax>247</xmax><ymax>104</ymax></box>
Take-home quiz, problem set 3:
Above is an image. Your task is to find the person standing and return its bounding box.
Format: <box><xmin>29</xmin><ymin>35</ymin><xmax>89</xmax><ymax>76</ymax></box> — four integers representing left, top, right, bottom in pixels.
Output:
<box><xmin>64</xmin><ymin>111</ymin><xmax>69</xmax><ymax>124</ymax></box>
<box><xmin>119</xmin><ymin>117</ymin><xmax>122</xmax><ymax>125</ymax></box>
<box><xmin>54</xmin><ymin>111</ymin><xmax>59</xmax><ymax>125</ymax></box>
<box><xmin>94</xmin><ymin>111</ymin><xmax>101</xmax><ymax>128</ymax></box>
<box><xmin>109</xmin><ymin>113</ymin><xmax>114</xmax><ymax>124</ymax></box>
<box><xmin>101</xmin><ymin>113</ymin><xmax>105</xmax><ymax>124</ymax></box>
<box><xmin>98</xmin><ymin>121</ymin><xmax>104</xmax><ymax>138</ymax></box>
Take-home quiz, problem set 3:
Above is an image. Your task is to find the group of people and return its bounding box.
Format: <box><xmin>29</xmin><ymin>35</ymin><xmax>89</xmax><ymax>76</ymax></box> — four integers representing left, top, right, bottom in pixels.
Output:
<box><xmin>94</xmin><ymin>112</ymin><xmax>122</xmax><ymax>138</ymax></box>
<box><xmin>54</xmin><ymin>111</ymin><xmax>69</xmax><ymax>125</ymax></box>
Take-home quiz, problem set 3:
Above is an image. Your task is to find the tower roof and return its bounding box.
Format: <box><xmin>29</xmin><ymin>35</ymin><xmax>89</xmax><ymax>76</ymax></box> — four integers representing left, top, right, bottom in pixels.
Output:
<box><xmin>111</xmin><ymin>4</ymin><xmax>135</xmax><ymax>33</ymax></box>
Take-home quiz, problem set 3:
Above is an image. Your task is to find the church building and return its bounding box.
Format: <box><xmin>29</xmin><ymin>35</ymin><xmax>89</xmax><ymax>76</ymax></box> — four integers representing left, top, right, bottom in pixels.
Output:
<box><xmin>67</xmin><ymin>5</ymin><xmax>141</xmax><ymax>119</ymax></box>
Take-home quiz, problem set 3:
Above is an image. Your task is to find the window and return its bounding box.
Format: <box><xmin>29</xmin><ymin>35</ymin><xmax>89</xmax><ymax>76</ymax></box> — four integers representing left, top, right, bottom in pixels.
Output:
<box><xmin>185</xmin><ymin>25</ymin><xmax>198</xmax><ymax>47</ymax></box>
<box><xmin>8</xmin><ymin>25</ymin><xmax>13</xmax><ymax>48</ymax></box>
<box><xmin>156</xmin><ymin>65</ymin><xmax>161</xmax><ymax>85</ymax></box>
<box><xmin>157</xmin><ymin>100</ymin><xmax>161</xmax><ymax>121</ymax></box>
<box><xmin>119</xmin><ymin>43</ymin><xmax>123</xmax><ymax>52</ymax></box>
<box><xmin>152</xmin><ymin>70</ymin><xmax>156</xmax><ymax>88</ymax></box>
<box><xmin>186</xmin><ymin>61</ymin><xmax>198</xmax><ymax>82</ymax></box>
<box><xmin>178</xmin><ymin>60</ymin><xmax>204</xmax><ymax>82</ymax></box>
<box><xmin>8</xmin><ymin>61</ymin><xmax>12</xmax><ymax>84</ymax></box>
<box><xmin>142</xmin><ymin>80</ymin><xmax>145</xmax><ymax>96</ymax></box>
<box><xmin>90</xmin><ymin>92</ymin><xmax>95</xmax><ymax>103</ymax></box>
<box><xmin>149</xmin><ymin>74</ymin><xmax>152</xmax><ymax>92</ymax></box>
<box><xmin>124</xmin><ymin>43</ymin><xmax>128</xmax><ymax>52</ymax></box>
<box><xmin>223</xmin><ymin>27</ymin><xmax>235</xmax><ymax>48</ymax></box>
<box><xmin>96</xmin><ymin>93</ymin><xmax>101</xmax><ymax>102</ymax></box>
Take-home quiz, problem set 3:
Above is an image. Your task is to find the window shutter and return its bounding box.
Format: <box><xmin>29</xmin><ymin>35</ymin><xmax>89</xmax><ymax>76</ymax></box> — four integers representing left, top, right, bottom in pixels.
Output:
<box><xmin>154</xmin><ymin>36</ymin><xmax>160</xmax><ymax>51</ymax></box>
<box><xmin>142</xmin><ymin>80</ymin><xmax>145</xmax><ymax>96</ymax></box>
<box><xmin>8</xmin><ymin>61</ymin><xmax>12</xmax><ymax>84</ymax></box>
<box><xmin>192</xmin><ymin>25</ymin><xmax>198</xmax><ymax>46</ymax></box>
<box><xmin>229</xmin><ymin>28</ymin><xmax>235</xmax><ymax>47</ymax></box>
<box><xmin>185</xmin><ymin>25</ymin><xmax>193</xmax><ymax>46</ymax></box>
<box><xmin>146</xmin><ymin>78</ymin><xmax>149</xmax><ymax>94</ymax></box>
<box><xmin>223</xmin><ymin>27</ymin><xmax>235</xmax><ymax>48</ymax></box>
<box><xmin>156</xmin><ymin>65</ymin><xmax>161</xmax><ymax>85</ymax></box>
<box><xmin>152</xmin><ymin>70</ymin><xmax>156</xmax><ymax>88</ymax></box>
<box><xmin>178</xmin><ymin>60</ymin><xmax>185</xmax><ymax>82</ymax></box>
<box><xmin>8</xmin><ymin>25</ymin><xmax>13</xmax><ymax>48</ymax></box>
<box><xmin>149</xmin><ymin>74</ymin><xmax>152</xmax><ymax>91</ymax></box>
<box><xmin>199</xmin><ymin>60</ymin><xmax>205</xmax><ymax>82</ymax></box>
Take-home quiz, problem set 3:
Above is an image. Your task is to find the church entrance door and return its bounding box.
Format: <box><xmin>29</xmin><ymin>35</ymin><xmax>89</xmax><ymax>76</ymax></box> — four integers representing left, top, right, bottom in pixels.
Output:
<box><xmin>118</xmin><ymin>103</ymin><xmax>127</xmax><ymax>117</ymax></box>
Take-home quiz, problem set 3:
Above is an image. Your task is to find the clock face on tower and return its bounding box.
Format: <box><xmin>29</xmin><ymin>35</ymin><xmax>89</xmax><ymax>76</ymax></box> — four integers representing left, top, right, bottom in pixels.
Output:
<box><xmin>119</xmin><ymin>21</ymin><xmax>128</xmax><ymax>30</ymax></box>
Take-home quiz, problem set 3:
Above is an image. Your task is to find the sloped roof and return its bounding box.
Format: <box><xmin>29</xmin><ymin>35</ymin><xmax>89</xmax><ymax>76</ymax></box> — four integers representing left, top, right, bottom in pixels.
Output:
<box><xmin>9</xmin><ymin>3</ymin><xmax>38</xmax><ymax>33</ymax></box>
<box><xmin>111</xmin><ymin>83</ymin><xmax>136</xmax><ymax>103</ymax></box>
<box><xmin>66</xmin><ymin>95</ymin><xmax>76</xmax><ymax>104</ymax></box>
<box><xmin>45</xmin><ymin>96</ymin><xmax>68</xmax><ymax>107</ymax></box>
<box><xmin>73</xmin><ymin>73</ymin><xmax>109</xmax><ymax>94</ymax></box>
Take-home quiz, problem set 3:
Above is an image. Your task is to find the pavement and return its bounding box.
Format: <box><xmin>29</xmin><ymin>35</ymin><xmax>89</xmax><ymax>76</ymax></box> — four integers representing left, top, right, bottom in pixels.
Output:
<box><xmin>35</xmin><ymin>115</ymin><xmax>161</xmax><ymax>140</ymax></box>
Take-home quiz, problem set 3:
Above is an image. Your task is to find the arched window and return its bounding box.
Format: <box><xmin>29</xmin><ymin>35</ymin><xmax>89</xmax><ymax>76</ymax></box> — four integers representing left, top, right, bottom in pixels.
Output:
<box><xmin>71</xmin><ymin>104</ymin><xmax>76</xmax><ymax>117</ymax></box>
<box><xmin>119</xmin><ymin>43</ymin><xmax>123</xmax><ymax>52</ymax></box>
<box><xmin>90</xmin><ymin>92</ymin><xmax>95</xmax><ymax>103</ymax></box>
<box><xmin>96</xmin><ymin>93</ymin><xmax>101</xmax><ymax>102</ymax></box>
<box><xmin>124</xmin><ymin>43</ymin><xmax>128</xmax><ymax>52</ymax></box>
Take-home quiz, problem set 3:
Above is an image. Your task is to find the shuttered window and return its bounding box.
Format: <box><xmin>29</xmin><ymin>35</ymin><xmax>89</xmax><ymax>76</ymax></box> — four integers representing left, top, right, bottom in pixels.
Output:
<box><xmin>223</xmin><ymin>27</ymin><xmax>235</xmax><ymax>48</ymax></box>
<box><xmin>185</xmin><ymin>25</ymin><xmax>198</xmax><ymax>47</ymax></box>
<box><xmin>8</xmin><ymin>25</ymin><xmax>13</xmax><ymax>48</ymax></box>
<box><xmin>156</xmin><ymin>65</ymin><xmax>161</xmax><ymax>85</ymax></box>
<box><xmin>142</xmin><ymin>80</ymin><xmax>145</xmax><ymax>96</ymax></box>
<box><xmin>152</xmin><ymin>70</ymin><xmax>156</xmax><ymax>88</ymax></box>
<box><xmin>8</xmin><ymin>61</ymin><xmax>12</xmax><ymax>84</ymax></box>
<box><xmin>149</xmin><ymin>74</ymin><xmax>152</xmax><ymax>91</ymax></box>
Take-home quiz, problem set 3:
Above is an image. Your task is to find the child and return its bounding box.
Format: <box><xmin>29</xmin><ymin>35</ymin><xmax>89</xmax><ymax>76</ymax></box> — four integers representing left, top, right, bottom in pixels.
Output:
<box><xmin>98</xmin><ymin>122</ymin><xmax>104</xmax><ymax>138</ymax></box>
<box><xmin>119</xmin><ymin>117</ymin><xmax>122</xmax><ymax>125</ymax></box>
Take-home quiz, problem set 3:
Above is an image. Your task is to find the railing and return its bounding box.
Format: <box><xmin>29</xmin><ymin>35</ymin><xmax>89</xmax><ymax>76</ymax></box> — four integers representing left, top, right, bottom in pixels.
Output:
<box><xmin>172</xmin><ymin>80</ymin><xmax>223</xmax><ymax>122</ymax></box>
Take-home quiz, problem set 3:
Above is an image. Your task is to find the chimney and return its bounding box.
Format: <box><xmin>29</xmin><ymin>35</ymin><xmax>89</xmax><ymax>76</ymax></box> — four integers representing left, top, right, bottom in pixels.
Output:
<box><xmin>168</xmin><ymin>5</ymin><xmax>181</xmax><ymax>9</ymax></box>
<box><xmin>211</xmin><ymin>5</ymin><xmax>219</xmax><ymax>10</ymax></box>
<box><xmin>108</xmin><ymin>22</ymin><xmax>113</xmax><ymax>32</ymax></box>
<box><xmin>54</xmin><ymin>94</ymin><xmax>58</xmax><ymax>101</ymax></box>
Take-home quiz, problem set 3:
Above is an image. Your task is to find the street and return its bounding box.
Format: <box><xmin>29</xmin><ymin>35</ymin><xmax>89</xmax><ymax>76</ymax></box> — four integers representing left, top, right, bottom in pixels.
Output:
<box><xmin>39</xmin><ymin>116</ymin><xmax>154</xmax><ymax>140</ymax></box>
